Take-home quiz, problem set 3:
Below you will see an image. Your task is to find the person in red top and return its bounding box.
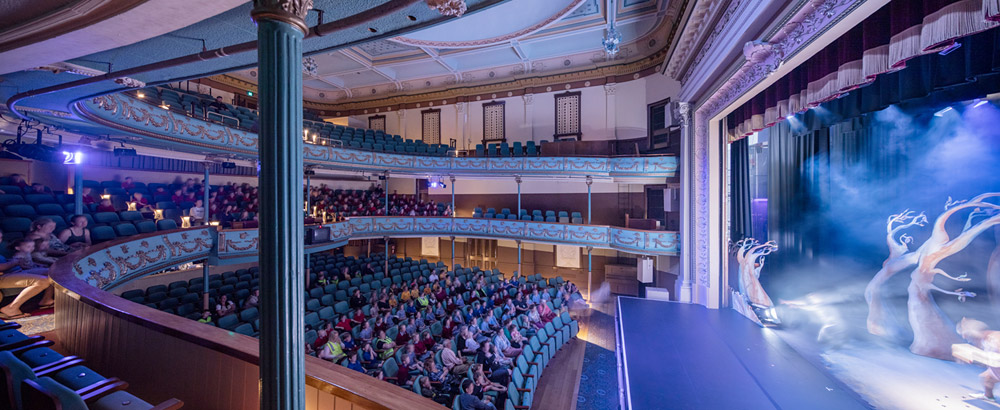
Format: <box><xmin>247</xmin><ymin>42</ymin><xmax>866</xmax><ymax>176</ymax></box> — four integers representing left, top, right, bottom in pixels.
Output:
<box><xmin>121</xmin><ymin>177</ymin><xmax>135</xmax><ymax>190</ymax></box>
<box><xmin>313</xmin><ymin>323</ymin><xmax>333</xmax><ymax>351</ymax></box>
<box><xmin>335</xmin><ymin>314</ymin><xmax>352</xmax><ymax>333</ymax></box>
<box><xmin>394</xmin><ymin>324</ymin><xmax>410</xmax><ymax>346</ymax></box>
<box><xmin>351</xmin><ymin>308</ymin><xmax>365</xmax><ymax>326</ymax></box>
<box><xmin>96</xmin><ymin>198</ymin><xmax>115</xmax><ymax>212</ymax></box>
<box><xmin>171</xmin><ymin>189</ymin><xmax>185</xmax><ymax>204</ymax></box>
<box><xmin>130</xmin><ymin>192</ymin><xmax>153</xmax><ymax>212</ymax></box>
<box><xmin>80</xmin><ymin>187</ymin><xmax>96</xmax><ymax>205</ymax></box>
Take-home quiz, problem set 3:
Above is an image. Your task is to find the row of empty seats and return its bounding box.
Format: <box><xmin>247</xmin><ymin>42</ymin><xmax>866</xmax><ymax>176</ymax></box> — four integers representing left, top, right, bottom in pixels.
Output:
<box><xmin>0</xmin><ymin>318</ymin><xmax>183</xmax><ymax>409</ymax></box>
<box><xmin>474</xmin><ymin>141</ymin><xmax>547</xmax><ymax>157</ymax></box>
<box><xmin>473</xmin><ymin>208</ymin><xmax>584</xmax><ymax>224</ymax></box>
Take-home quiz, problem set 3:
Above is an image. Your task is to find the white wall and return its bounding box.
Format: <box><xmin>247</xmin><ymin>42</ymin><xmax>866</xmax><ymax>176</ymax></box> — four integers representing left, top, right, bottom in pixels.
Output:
<box><xmin>351</xmin><ymin>76</ymin><xmax>678</xmax><ymax>150</ymax></box>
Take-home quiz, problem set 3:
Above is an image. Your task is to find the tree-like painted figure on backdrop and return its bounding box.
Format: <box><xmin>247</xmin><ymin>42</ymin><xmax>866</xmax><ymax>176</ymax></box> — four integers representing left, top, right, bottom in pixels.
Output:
<box><xmin>731</xmin><ymin>238</ymin><xmax>778</xmax><ymax>324</ymax></box>
<box><xmin>864</xmin><ymin>193</ymin><xmax>1000</xmax><ymax>360</ymax></box>
<box><xmin>865</xmin><ymin>209</ymin><xmax>927</xmax><ymax>342</ymax></box>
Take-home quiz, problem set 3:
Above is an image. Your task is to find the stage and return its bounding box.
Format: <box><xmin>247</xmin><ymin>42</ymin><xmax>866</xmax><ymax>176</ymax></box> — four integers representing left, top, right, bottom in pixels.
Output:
<box><xmin>615</xmin><ymin>297</ymin><xmax>872</xmax><ymax>410</ymax></box>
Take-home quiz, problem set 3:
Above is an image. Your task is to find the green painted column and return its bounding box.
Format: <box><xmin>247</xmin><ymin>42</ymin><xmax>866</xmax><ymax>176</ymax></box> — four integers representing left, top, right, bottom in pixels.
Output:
<box><xmin>73</xmin><ymin>163</ymin><xmax>83</xmax><ymax>215</ymax></box>
<box><xmin>252</xmin><ymin>1</ymin><xmax>310</xmax><ymax>409</ymax></box>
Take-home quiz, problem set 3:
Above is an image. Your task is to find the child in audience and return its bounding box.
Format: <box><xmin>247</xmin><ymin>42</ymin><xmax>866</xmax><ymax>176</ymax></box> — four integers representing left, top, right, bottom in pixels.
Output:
<box><xmin>30</xmin><ymin>238</ymin><xmax>57</xmax><ymax>266</ymax></box>
<box><xmin>215</xmin><ymin>294</ymin><xmax>235</xmax><ymax>317</ymax></box>
<box><xmin>189</xmin><ymin>199</ymin><xmax>206</xmax><ymax>224</ymax></box>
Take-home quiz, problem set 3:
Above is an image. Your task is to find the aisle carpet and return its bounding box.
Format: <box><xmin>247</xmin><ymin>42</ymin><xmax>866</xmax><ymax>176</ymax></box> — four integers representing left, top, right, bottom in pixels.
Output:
<box><xmin>576</xmin><ymin>307</ymin><xmax>619</xmax><ymax>410</ymax></box>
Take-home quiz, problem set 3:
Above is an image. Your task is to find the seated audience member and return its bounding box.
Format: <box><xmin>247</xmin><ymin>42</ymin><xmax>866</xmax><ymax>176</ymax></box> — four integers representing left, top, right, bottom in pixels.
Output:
<box><xmin>58</xmin><ymin>215</ymin><xmax>92</xmax><ymax>250</ymax></box>
<box><xmin>189</xmin><ymin>199</ymin><xmax>206</xmax><ymax>224</ymax></box>
<box><xmin>197</xmin><ymin>310</ymin><xmax>212</xmax><ymax>323</ymax></box>
<box><xmin>341</xmin><ymin>332</ymin><xmax>356</xmax><ymax>351</ymax></box>
<box><xmin>349</xmin><ymin>289</ymin><xmax>365</xmax><ymax>309</ymax></box>
<box><xmin>29</xmin><ymin>183</ymin><xmax>45</xmax><ymax>194</ymax></box>
<box><xmin>9</xmin><ymin>174</ymin><xmax>28</xmax><ymax>189</ymax></box>
<box><xmin>359</xmin><ymin>342</ymin><xmax>381</xmax><ymax>369</ymax></box>
<box><xmin>335</xmin><ymin>314</ymin><xmax>352</xmax><ymax>333</ymax></box>
<box><xmin>440</xmin><ymin>339</ymin><xmax>470</xmax><ymax>375</ymax></box>
<box><xmin>26</xmin><ymin>218</ymin><xmax>70</xmax><ymax>256</ymax></box>
<box><xmin>130</xmin><ymin>192</ymin><xmax>153</xmax><ymax>212</ymax></box>
<box><xmin>358</xmin><ymin>320</ymin><xmax>373</xmax><ymax>342</ymax></box>
<box><xmin>30</xmin><ymin>239</ymin><xmax>58</xmax><ymax>266</ymax></box>
<box><xmin>0</xmin><ymin>234</ymin><xmax>54</xmax><ymax>319</ymax></box>
<box><xmin>96</xmin><ymin>198</ymin><xmax>116</xmax><ymax>212</ymax></box>
<box><xmin>121</xmin><ymin>177</ymin><xmax>135</xmax><ymax>190</ymax></box>
<box><xmin>171</xmin><ymin>189</ymin><xmax>186</xmax><ymax>204</ymax></box>
<box><xmin>243</xmin><ymin>289</ymin><xmax>260</xmax><ymax>309</ymax></box>
<box><xmin>210</xmin><ymin>96</ymin><xmax>227</xmax><ymax>110</ymax></box>
<box><xmin>80</xmin><ymin>187</ymin><xmax>96</xmax><ymax>204</ymax></box>
<box><xmin>215</xmin><ymin>294</ymin><xmax>236</xmax><ymax>317</ymax></box>
<box><xmin>459</xmin><ymin>379</ymin><xmax>496</xmax><ymax>410</ymax></box>
<box><xmin>345</xmin><ymin>351</ymin><xmax>365</xmax><ymax>373</ymax></box>
<box><xmin>374</xmin><ymin>329</ymin><xmax>396</xmax><ymax>359</ymax></box>
<box><xmin>319</xmin><ymin>332</ymin><xmax>346</xmax><ymax>363</ymax></box>
<box><xmin>472</xmin><ymin>364</ymin><xmax>507</xmax><ymax>405</ymax></box>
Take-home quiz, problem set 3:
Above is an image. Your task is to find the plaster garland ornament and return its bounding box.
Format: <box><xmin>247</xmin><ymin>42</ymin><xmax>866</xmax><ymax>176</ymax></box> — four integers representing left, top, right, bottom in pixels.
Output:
<box><xmin>426</xmin><ymin>0</ymin><xmax>467</xmax><ymax>17</ymax></box>
<box><xmin>251</xmin><ymin>0</ymin><xmax>314</xmax><ymax>33</ymax></box>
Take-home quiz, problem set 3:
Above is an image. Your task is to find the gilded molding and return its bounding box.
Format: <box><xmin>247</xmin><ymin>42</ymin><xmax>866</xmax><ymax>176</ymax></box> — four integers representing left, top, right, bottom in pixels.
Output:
<box><xmin>308</xmin><ymin>46</ymin><xmax>670</xmax><ymax>113</ymax></box>
<box><xmin>251</xmin><ymin>0</ymin><xmax>313</xmax><ymax>34</ymax></box>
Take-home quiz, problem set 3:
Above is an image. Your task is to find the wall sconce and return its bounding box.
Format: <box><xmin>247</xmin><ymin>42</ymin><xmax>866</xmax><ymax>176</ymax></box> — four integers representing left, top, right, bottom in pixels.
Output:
<box><xmin>209</xmin><ymin>221</ymin><xmax>220</xmax><ymax>226</ymax></box>
<box><xmin>101</xmin><ymin>194</ymin><xmax>110</xmax><ymax>200</ymax></box>
<box><xmin>137</xmin><ymin>92</ymin><xmax>145</xmax><ymax>99</ymax></box>
<box><xmin>181</xmin><ymin>216</ymin><xmax>192</xmax><ymax>228</ymax></box>
<box><xmin>127</xmin><ymin>202</ymin><xmax>137</xmax><ymax>211</ymax></box>
<box><xmin>67</xmin><ymin>187</ymin><xmax>74</xmax><ymax>195</ymax></box>
<box><xmin>154</xmin><ymin>209</ymin><xmax>164</xmax><ymax>220</ymax></box>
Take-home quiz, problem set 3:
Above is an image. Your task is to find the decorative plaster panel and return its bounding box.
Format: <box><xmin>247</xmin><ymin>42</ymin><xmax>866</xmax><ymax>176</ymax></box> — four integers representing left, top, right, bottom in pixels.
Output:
<box><xmin>73</xmin><ymin>228</ymin><xmax>214</xmax><ymax>289</ymax></box>
<box><xmin>78</xmin><ymin>93</ymin><xmax>677</xmax><ymax>180</ymax></box>
<box><xmin>216</xmin><ymin>217</ymin><xmax>679</xmax><ymax>260</ymax></box>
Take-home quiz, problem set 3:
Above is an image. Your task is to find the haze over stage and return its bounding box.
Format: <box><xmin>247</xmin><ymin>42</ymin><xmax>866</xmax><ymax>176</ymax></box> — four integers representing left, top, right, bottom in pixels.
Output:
<box><xmin>615</xmin><ymin>297</ymin><xmax>870</xmax><ymax>410</ymax></box>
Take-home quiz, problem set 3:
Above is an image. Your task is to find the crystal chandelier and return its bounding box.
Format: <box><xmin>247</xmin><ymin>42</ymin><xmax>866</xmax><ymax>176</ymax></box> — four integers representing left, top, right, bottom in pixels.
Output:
<box><xmin>602</xmin><ymin>25</ymin><xmax>622</xmax><ymax>58</ymax></box>
<box><xmin>302</xmin><ymin>57</ymin><xmax>318</xmax><ymax>77</ymax></box>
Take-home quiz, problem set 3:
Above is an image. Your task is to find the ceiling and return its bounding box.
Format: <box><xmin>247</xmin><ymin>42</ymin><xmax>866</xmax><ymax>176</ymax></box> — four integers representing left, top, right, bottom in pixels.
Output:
<box><xmin>0</xmin><ymin>0</ymin><xmax>246</xmax><ymax>75</ymax></box>
<box><xmin>220</xmin><ymin>0</ymin><xmax>673</xmax><ymax>103</ymax></box>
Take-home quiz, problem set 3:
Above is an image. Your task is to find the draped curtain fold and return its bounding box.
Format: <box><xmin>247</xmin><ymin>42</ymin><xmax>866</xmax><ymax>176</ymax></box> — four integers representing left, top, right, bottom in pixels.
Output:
<box><xmin>727</xmin><ymin>0</ymin><xmax>1000</xmax><ymax>142</ymax></box>
<box><xmin>730</xmin><ymin>138</ymin><xmax>753</xmax><ymax>241</ymax></box>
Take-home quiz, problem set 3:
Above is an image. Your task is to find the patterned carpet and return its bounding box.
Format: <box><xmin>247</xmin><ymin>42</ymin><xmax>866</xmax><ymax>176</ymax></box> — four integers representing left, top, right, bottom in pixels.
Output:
<box><xmin>12</xmin><ymin>313</ymin><xmax>55</xmax><ymax>335</ymax></box>
<box><xmin>577</xmin><ymin>306</ymin><xmax>619</xmax><ymax>410</ymax></box>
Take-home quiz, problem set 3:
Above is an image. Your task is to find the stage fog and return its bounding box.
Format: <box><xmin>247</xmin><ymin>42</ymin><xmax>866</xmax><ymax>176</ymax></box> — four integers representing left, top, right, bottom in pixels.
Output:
<box><xmin>741</xmin><ymin>99</ymin><xmax>1000</xmax><ymax>409</ymax></box>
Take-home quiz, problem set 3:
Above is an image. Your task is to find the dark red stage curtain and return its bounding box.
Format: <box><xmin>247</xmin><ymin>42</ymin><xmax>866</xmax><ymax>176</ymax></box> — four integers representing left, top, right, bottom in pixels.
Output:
<box><xmin>727</xmin><ymin>0</ymin><xmax>1000</xmax><ymax>142</ymax></box>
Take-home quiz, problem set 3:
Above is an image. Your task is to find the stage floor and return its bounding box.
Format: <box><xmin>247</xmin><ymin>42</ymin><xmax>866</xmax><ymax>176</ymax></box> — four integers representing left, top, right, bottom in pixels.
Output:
<box><xmin>615</xmin><ymin>297</ymin><xmax>872</xmax><ymax>410</ymax></box>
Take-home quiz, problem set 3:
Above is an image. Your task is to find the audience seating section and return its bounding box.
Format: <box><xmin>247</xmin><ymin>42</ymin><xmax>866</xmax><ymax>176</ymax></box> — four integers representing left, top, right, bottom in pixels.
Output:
<box><xmin>122</xmin><ymin>252</ymin><xmax>579</xmax><ymax>409</ymax></box>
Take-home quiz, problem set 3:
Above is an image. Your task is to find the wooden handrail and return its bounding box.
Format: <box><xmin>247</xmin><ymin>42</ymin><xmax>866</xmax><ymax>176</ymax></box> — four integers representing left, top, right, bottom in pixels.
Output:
<box><xmin>49</xmin><ymin>227</ymin><xmax>442</xmax><ymax>410</ymax></box>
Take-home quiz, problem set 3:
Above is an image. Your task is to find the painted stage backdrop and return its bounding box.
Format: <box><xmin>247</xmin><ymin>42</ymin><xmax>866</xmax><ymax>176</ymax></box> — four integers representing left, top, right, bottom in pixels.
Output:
<box><xmin>754</xmin><ymin>102</ymin><xmax>1000</xmax><ymax>407</ymax></box>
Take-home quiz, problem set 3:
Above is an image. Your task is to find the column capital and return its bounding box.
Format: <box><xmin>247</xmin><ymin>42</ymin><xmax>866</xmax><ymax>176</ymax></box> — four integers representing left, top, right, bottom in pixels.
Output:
<box><xmin>522</xmin><ymin>94</ymin><xmax>534</xmax><ymax>105</ymax></box>
<box><xmin>449</xmin><ymin>175</ymin><xmax>456</xmax><ymax>183</ymax></box>
<box><xmin>514</xmin><ymin>175</ymin><xmax>522</xmax><ymax>184</ymax></box>
<box><xmin>604</xmin><ymin>83</ymin><xmax>616</xmax><ymax>96</ymax></box>
<box><xmin>252</xmin><ymin>0</ymin><xmax>313</xmax><ymax>34</ymax></box>
<box><xmin>585</xmin><ymin>175</ymin><xmax>593</xmax><ymax>186</ymax></box>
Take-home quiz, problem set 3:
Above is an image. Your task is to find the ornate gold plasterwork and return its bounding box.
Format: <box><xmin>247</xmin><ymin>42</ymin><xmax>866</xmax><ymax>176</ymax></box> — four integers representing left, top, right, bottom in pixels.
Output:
<box><xmin>304</xmin><ymin>46</ymin><xmax>670</xmax><ymax>113</ymax></box>
<box><xmin>425</xmin><ymin>0</ymin><xmax>467</xmax><ymax>17</ymax></box>
<box><xmin>251</xmin><ymin>0</ymin><xmax>313</xmax><ymax>34</ymax></box>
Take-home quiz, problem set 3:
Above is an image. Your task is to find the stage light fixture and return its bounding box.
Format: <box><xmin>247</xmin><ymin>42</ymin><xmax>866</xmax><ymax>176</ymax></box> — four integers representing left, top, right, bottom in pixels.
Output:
<box><xmin>938</xmin><ymin>41</ymin><xmax>961</xmax><ymax>55</ymax></box>
<box><xmin>934</xmin><ymin>107</ymin><xmax>954</xmax><ymax>117</ymax></box>
<box><xmin>973</xmin><ymin>100</ymin><xmax>989</xmax><ymax>108</ymax></box>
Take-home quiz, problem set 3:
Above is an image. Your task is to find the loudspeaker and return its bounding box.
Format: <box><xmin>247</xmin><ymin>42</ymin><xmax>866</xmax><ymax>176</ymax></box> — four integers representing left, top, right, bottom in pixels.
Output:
<box><xmin>305</xmin><ymin>227</ymin><xmax>331</xmax><ymax>245</ymax></box>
